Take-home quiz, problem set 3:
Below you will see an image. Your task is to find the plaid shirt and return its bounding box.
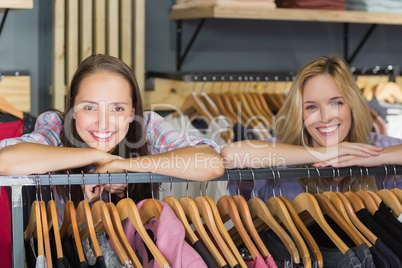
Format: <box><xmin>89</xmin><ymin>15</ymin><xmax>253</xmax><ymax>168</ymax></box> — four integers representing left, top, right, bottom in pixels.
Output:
<box><xmin>0</xmin><ymin>111</ymin><xmax>220</xmax><ymax>153</ymax></box>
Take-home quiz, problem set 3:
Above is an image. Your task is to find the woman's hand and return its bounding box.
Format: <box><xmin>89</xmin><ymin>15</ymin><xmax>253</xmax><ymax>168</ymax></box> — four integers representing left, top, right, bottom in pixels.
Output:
<box><xmin>82</xmin><ymin>184</ymin><xmax>104</xmax><ymax>203</ymax></box>
<box><xmin>312</xmin><ymin>141</ymin><xmax>382</xmax><ymax>163</ymax></box>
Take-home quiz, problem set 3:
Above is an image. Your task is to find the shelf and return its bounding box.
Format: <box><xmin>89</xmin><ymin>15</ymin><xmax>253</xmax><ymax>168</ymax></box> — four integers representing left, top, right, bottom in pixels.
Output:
<box><xmin>0</xmin><ymin>0</ymin><xmax>33</xmax><ymax>9</ymax></box>
<box><xmin>170</xmin><ymin>7</ymin><xmax>402</xmax><ymax>25</ymax></box>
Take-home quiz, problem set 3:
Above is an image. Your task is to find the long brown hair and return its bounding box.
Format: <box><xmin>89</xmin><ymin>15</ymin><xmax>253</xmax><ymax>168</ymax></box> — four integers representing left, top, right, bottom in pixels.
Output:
<box><xmin>58</xmin><ymin>54</ymin><xmax>150</xmax><ymax>205</ymax></box>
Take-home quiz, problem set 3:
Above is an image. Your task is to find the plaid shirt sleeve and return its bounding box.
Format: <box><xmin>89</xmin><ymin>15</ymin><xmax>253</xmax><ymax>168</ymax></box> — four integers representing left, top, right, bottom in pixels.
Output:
<box><xmin>144</xmin><ymin>111</ymin><xmax>220</xmax><ymax>155</ymax></box>
<box><xmin>0</xmin><ymin>111</ymin><xmax>62</xmax><ymax>149</ymax></box>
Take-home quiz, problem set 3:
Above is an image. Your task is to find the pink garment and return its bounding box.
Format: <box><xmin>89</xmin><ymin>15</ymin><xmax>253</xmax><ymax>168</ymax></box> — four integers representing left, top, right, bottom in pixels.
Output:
<box><xmin>264</xmin><ymin>254</ymin><xmax>277</xmax><ymax>268</ymax></box>
<box><xmin>121</xmin><ymin>199</ymin><xmax>207</xmax><ymax>268</ymax></box>
<box><xmin>244</xmin><ymin>254</ymin><xmax>269</xmax><ymax>268</ymax></box>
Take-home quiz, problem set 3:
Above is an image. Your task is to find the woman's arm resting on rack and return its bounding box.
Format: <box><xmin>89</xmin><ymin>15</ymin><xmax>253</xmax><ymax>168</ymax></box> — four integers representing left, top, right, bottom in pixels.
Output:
<box><xmin>221</xmin><ymin>140</ymin><xmax>382</xmax><ymax>169</ymax></box>
<box><xmin>0</xmin><ymin>143</ymin><xmax>118</xmax><ymax>175</ymax></box>
<box><xmin>315</xmin><ymin>144</ymin><xmax>402</xmax><ymax>168</ymax></box>
<box><xmin>96</xmin><ymin>144</ymin><xmax>225</xmax><ymax>181</ymax></box>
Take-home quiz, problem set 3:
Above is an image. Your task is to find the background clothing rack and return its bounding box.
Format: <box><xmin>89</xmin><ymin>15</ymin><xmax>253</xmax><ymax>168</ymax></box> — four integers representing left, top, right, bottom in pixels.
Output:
<box><xmin>2</xmin><ymin>164</ymin><xmax>402</xmax><ymax>267</ymax></box>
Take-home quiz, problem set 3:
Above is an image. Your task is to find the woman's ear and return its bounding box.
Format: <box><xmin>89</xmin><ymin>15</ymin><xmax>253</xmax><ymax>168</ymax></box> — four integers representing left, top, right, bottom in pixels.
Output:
<box><xmin>72</xmin><ymin>112</ymin><xmax>76</xmax><ymax>119</ymax></box>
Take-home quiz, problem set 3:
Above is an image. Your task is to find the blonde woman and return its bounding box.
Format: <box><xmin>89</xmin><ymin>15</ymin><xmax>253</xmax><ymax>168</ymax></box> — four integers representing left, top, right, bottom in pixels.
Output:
<box><xmin>222</xmin><ymin>55</ymin><xmax>402</xmax><ymax>201</ymax></box>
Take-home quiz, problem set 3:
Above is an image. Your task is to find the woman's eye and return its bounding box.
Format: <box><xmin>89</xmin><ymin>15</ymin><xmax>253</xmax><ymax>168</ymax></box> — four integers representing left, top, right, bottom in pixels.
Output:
<box><xmin>332</xmin><ymin>101</ymin><xmax>343</xmax><ymax>106</ymax></box>
<box><xmin>84</xmin><ymin>106</ymin><xmax>95</xmax><ymax>111</ymax></box>
<box><xmin>305</xmin><ymin>105</ymin><xmax>316</xmax><ymax>110</ymax></box>
<box><xmin>113</xmin><ymin>107</ymin><xmax>124</xmax><ymax>112</ymax></box>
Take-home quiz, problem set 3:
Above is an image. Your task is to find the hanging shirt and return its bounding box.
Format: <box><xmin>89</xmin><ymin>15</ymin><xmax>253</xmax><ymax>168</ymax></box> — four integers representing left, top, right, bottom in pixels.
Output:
<box><xmin>120</xmin><ymin>199</ymin><xmax>206</xmax><ymax>268</ymax></box>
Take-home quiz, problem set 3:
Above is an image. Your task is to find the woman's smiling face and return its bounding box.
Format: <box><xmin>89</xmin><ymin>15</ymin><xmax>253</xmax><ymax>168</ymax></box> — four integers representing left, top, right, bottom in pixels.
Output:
<box><xmin>302</xmin><ymin>73</ymin><xmax>352</xmax><ymax>147</ymax></box>
<box><xmin>72</xmin><ymin>71</ymin><xmax>134</xmax><ymax>152</ymax></box>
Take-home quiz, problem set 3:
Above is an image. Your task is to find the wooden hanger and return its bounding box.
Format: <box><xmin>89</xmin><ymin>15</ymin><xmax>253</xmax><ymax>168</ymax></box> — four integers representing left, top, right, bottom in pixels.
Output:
<box><xmin>75</xmin><ymin>173</ymin><xmax>102</xmax><ymax>258</ymax></box>
<box><xmin>59</xmin><ymin>201</ymin><xmax>85</xmax><ymax>262</ymax></box>
<box><xmin>180</xmin><ymin>194</ymin><xmax>227</xmax><ymax>267</ymax></box>
<box><xmin>58</xmin><ymin>173</ymin><xmax>85</xmax><ymax>263</ymax></box>
<box><xmin>0</xmin><ymin>94</ymin><xmax>23</xmax><ymax>119</ymax></box>
<box><xmin>194</xmin><ymin>194</ymin><xmax>240</xmax><ymax>268</ymax></box>
<box><xmin>248</xmin><ymin>196</ymin><xmax>300</xmax><ymax>263</ymax></box>
<box><xmin>40</xmin><ymin>200</ymin><xmax>53</xmax><ymax>268</ymax></box>
<box><xmin>232</xmin><ymin>170</ymin><xmax>270</xmax><ymax>260</ymax></box>
<box><xmin>107</xmin><ymin>202</ymin><xmax>142</xmax><ymax>267</ymax></box>
<box><xmin>355</xmin><ymin>168</ymin><xmax>379</xmax><ymax>215</ymax></box>
<box><xmin>293</xmin><ymin>192</ymin><xmax>349</xmax><ymax>254</ymax></box>
<box><xmin>226</xmin><ymin>90</ymin><xmax>257</xmax><ymax>128</ymax></box>
<box><xmin>314</xmin><ymin>193</ymin><xmax>363</xmax><ymax>247</ymax></box>
<box><xmin>322</xmin><ymin>191</ymin><xmax>372</xmax><ymax>248</ymax></box>
<box><xmin>162</xmin><ymin>176</ymin><xmax>199</xmax><ymax>245</ymax></box>
<box><xmin>91</xmin><ymin>200</ymin><xmax>130</xmax><ymax>264</ymax></box>
<box><xmin>279</xmin><ymin>195</ymin><xmax>323</xmax><ymax>268</ymax></box>
<box><xmin>217</xmin><ymin>193</ymin><xmax>260</xmax><ymax>260</ymax></box>
<box><xmin>377</xmin><ymin>167</ymin><xmax>402</xmax><ymax>217</ymax></box>
<box><xmin>208</xmin><ymin>91</ymin><xmax>238</xmax><ymax>124</ymax></box>
<box><xmin>204</xmin><ymin>195</ymin><xmax>247</xmax><ymax>267</ymax></box>
<box><xmin>172</xmin><ymin>91</ymin><xmax>213</xmax><ymax>122</ymax></box>
<box><xmin>333</xmin><ymin>191</ymin><xmax>377</xmax><ymax>245</ymax></box>
<box><xmin>117</xmin><ymin>197</ymin><xmax>169</xmax><ymax>267</ymax></box>
<box><xmin>47</xmin><ymin>200</ymin><xmax>63</xmax><ymax>260</ymax></box>
<box><xmin>264</xmin><ymin>168</ymin><xmax>310</xmax><ymax>267</ymax></box>
<box><xmin>46</xmin><ymin>175</ymin><xmax>63</xmax><ymax>260</ymax></box>
<box><xmin>24</xmin><ymin>201</ymin><xmax>44</xmax><ymax>256</ymax></box>
<box><xmin>250</xmin><ymin>92</ymin><xmax>274</xmax><ymax>128</ymax></box>
<box><xmin>139</xmin><ymin>173</ymin><xmax>162</xmax><ymax>224</ymax></box>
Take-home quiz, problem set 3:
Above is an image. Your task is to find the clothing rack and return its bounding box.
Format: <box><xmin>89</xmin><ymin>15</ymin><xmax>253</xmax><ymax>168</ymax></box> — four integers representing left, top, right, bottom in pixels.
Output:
<box><xmin>351</xmin><ymin>65</ymin><xmax>400</xmax><ymax>82</ymax></box>
<box><xmin>3</xmin><ymin>165</ymin><xmax>402</xmax><ymax>267</ymax></box>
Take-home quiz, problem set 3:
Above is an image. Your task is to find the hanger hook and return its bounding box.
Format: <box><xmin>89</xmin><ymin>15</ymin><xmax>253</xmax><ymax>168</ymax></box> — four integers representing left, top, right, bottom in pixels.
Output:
<box><xmin>199</xmin><ymin>181</ymin><xmax>203</xmax><ymax>197</ymax></box>
<box><xmin>269</xmin><ymin>166</ymin><xmax>276</xmax><ymax>197</ymax></box>
<box><xmin>97</xmin><ymin>172</ymin><xmax>102</xmax><ymax>201</ymax></box>
<box><xmin>67</xmin><ymin>171</ymin><xmax>72</xmax><ymax>201</ymax></box>
<box><xmin>48</xmin><ymin>172</ymin><xmax>54</xmax><ymax>201</ymax></box>
<box><xmin>250</xmin><ymin>168</ymin><xmax>256</xmax><ymax>198</ymax></box>
<box><xmin>365</xmin><ymin>167</ymin><xmax>370</xmax><ymax>190</ymax></box>
<box><xmin>108</xmin><ymin>171</ymin><xmax>112</xmax><ymax>202</ymax></box>
<box><xmin>237</xmin><ymin>168</ymin><xmax>242</xmax><ymax>196</ymax></box>
<box><xmin>359</xmin><ymin>167</ymin><xmax>363</xmax><ymax>191</ymax></box>
<box><xmin>226</xmin><ymin>169</ymin><xmax>231</xmax><ymax>196</ymax></box>
<box><xmin>125</xmin><ymin>170</ymin><xmax>129</xmax><ymax>198</ymax></box>
<box><xmin>169</xmin><ymin>176</ymin><xmax>173</xmax><ymax>196</ymax></box>
<box><xmin>81</xmin><ymin>171</ymin><xmax>87</xmax><ymax>201</ymax></box>
<box><xmin>304</xmin><ymin>165</ymin><xmax>310</xmax><ymax>193</ymax></box>
<box><xmin>35</xmin><ymin>174</ymin><xmax>40</xmax><ymax>201</ymax></box>
<box><xmin>383</xmin><ymin>165</ymin><xmax>388</xmax><ymax>189</ymax></box>
<box><xmin>314</xmin><ymin>167</ymin><xmax>321</xmax><ymax>194</ymax></box>
<box><xmin>330</xmin><ymin>167</ymin><xmax>336</xmax><ymax>192</ymax></box>
<box><xmin>276</xmin><ymin>167</ymin><xmax>282</xmax><ymax>196</ymax></box>
<box><xmin>150</xmin><ymin>172</ymin><xmax>154</xmax><ymax>199</ymax></box>
<box><xmin>349</xmin><ymin>167</ymin><xmax>353</xmax><ymax>192</ymax></box>
<box><xmin>336</xmin><ymin>167</ymin><xmax>341</xmax><ymax>191</ymax></box>
<box><xmin>393</xmin><ymin>165</ymin><xmax>397</xmax><ymax>189</ymax></box>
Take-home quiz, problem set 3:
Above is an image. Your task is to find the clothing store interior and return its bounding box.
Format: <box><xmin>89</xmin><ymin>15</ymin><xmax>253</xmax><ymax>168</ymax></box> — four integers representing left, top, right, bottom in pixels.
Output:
<box><xmin>2</xmin><ymin>0</ymin><xmax>402</xmax><ymax>267</ymax></box>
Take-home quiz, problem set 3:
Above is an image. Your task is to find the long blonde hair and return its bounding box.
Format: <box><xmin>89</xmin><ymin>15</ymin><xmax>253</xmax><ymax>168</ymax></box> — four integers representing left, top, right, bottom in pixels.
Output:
<box><xmin>275</xmin><ymin>55</ymin><xmax>375</xmax><ymax>191</ymax></box>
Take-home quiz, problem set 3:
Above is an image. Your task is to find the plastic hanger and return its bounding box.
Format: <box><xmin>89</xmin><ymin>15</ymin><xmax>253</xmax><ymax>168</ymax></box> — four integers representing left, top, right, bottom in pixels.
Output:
<box><xmin>139</xmin><ymin>173</ymin><xmax>162</xmax><ymax>224</ymax></box>
<box><xmin>292</xmin><ymin>167</ymin><xmax>349</xmax><ymax>254</ymax></box>
<box><xmin>116</xmin><ymin>171</ymin><xmax>168</xmax><ymax>267</ymax></box>
<box><xmin>194</xmin><ymin>181</ymin><xmax>240</xmax><ymax>268</ymax></box>
<box><xmin>376</xmin><ymin>166</ymin><xmax>402</xmax><ymax>217</ymax></box>
<box><xmin>266</xmin><ymin>168</ymin><xmax>310</xmax><ymax>267</ymax></box>
<box><xmin>24</xmin><ymin>176</ymin><xmax>44</xmax><ymax>257</ymax></box>
<box><xmin>104</xmin><ymin>172</ymin><xmax>142</xmax><ymax>267</ymax></box>
<box><xmin>75</xmin><ymin>172</ymin><xmax>102</xmax><ymax>258</ymax></box>
<box><xmin>233</xmin><ymin>169</ymin><xmax>271</xmax><ymax>259</ymax></box>
<box><xmin>59</xmin><ymin>172</ymin><xmax>86</xmax><ymax>263</ymax></box>
<box><xmin>87</xmin><ymin>173</ymin><xmax>130</xmax><ymax>265</ymax></box>
<box><xmin>163</xmin><ymin>177</ymin><xmax>199</xmax><ymax>246</ymax></box>
<box><xmin>390</xmin><ymin>166</ymin><xmax>402</xmax><ymax>204</ymax></box>
<box><xmin>46</xmin><ymin>173</ymin><xmax>63</xmax><ymax>260</ymax></box>
<box><xmin>179</xmin><ymin>180</ymin><xmax>228</xmax><ymax>267</ymax></box>
<box><xmin>0</xmin><ymin>94</ymin><xmax>23</xmax><ymax>119</ymax></box>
